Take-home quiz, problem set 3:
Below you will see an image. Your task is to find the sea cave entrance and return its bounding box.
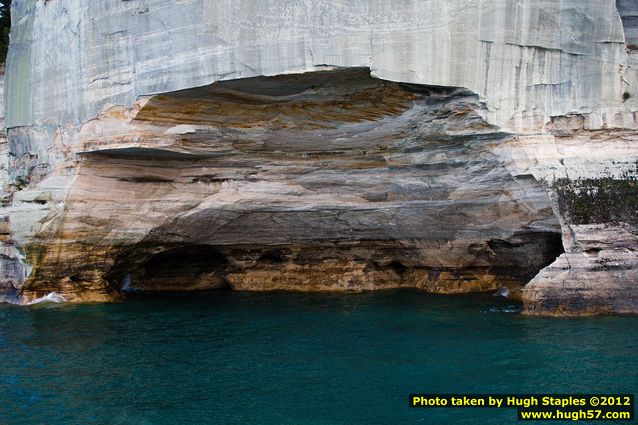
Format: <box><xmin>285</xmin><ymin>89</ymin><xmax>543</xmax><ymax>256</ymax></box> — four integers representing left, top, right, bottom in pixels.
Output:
<box><xmin>95</xmin><ymin>68</ymin><xmax>564</xmax><ymax>297</ymax></box>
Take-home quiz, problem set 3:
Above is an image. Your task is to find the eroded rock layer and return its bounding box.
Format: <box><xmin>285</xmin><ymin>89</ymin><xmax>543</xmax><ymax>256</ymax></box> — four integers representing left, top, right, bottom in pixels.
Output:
<box><xmin>14</xmin><ymin>70</ymin><xmax>562</xmax><ymax>301</ymax></box>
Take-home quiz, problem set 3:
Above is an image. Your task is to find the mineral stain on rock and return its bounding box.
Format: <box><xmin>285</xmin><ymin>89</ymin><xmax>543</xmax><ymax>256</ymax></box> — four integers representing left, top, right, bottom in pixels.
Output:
<box><xmin>6</xmin><ymin>70</ymin><xmax>564</xmax><ymax>301</ymax></box>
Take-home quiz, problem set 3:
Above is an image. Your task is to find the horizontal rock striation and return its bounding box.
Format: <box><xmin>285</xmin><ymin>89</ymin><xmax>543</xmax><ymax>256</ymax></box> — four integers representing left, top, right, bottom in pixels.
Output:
<box><xmin>1</xmin><ymin>0</ymin><xmax>638</xmax><ymax>315</ymax></box>
<box><xmin>12</xmin><ymin>70</ymin><xmax>562</xmax><ymax>301</ymax></box>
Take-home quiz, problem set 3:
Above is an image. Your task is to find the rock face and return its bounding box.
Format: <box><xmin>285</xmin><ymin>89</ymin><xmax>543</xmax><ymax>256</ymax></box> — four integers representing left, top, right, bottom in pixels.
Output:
<box><xmin>1</xmin><ymin>0</ymin><xmax>638</xmax><ymax>315</ymax></box>
<box><xmin>618</xmin><ymin>0</ymin><xmax>638</xmax><ymax>47</ymax></box>
<box><xmin>1</xmin><ymin>69</ymin><xmax>565</xmax><ymax>301</ymax></box>
<box><xmin>495</xmin><ymin>132</ymin><xmax>638</xmax><ymax>315</ymax></box>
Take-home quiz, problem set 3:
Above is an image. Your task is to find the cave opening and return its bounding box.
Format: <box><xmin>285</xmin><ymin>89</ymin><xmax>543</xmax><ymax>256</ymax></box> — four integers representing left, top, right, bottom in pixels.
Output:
<box><xmin>96</xmin><ymin>67</ymin><xmax>566</xmax><ymax>298</ymax></box>
<box><xmin>119</xmin><ymin>245</ymin><xmax>231</xmax><ymax>293</ymax></box>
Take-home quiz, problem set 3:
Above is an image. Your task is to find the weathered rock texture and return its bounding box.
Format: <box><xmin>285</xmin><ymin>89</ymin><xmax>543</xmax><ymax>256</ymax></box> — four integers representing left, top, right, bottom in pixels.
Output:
<box><xmin>3</xmin><ymin>70</ymin><xmax>565</xmax><ymax>301</ymax></box>
<box><xmin>618</xmin><ymin>0</ymin><xmax>638</xmax><ymax>48</ymax></box>
<box><xmin>1</xmin><ymin>0</ymin><xmax>638</xmax><ymax>315</ymax></box>
<box><xmin>495</xmin><ymin>131</ymin><xmax>638</xmax><ymax>315</ymax></box>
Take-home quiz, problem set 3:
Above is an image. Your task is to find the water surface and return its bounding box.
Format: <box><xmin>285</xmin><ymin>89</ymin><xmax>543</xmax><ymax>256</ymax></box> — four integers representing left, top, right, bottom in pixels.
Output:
<box><xmin>1</xmin><ymin>291</ymin><xmax>636</xmax><ymax>424</ymax></box>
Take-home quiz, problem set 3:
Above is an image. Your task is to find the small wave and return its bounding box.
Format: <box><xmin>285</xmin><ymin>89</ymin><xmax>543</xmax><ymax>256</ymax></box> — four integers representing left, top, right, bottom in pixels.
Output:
<box><xmin>481</xmin><ymin>305</ymin><xmax>522</xmax><ymax>314</ymax></box>
<box><xmin>23</xmin><ymin>292</ymin><xmax>67</xmax><ymax>305</ymax></box>
<box><xmin>493</xmin><ymin>286</ymin><xmax>510</xmax><ymax>298</ymax></box>
<box><xmin>121</xmin><ymin>273</ymin><xmax>138</xmax><ymax>294</ymax></box>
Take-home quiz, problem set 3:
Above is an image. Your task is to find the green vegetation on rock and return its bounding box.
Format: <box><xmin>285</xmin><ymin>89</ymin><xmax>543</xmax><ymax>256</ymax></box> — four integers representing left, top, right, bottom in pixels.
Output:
<box><xmin>553</xmin><ymin>176</ymin><xmax>638</xmax><ymax>225</ymax></box>
<box><xmin>0</xmin><ymin>1</ymin><xmax>10</xmax><ymax>63</ymax></box>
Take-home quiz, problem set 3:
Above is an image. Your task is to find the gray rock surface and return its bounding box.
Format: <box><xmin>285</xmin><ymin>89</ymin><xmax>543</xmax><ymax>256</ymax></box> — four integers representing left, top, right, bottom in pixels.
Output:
<box><xmin>618</xmin><ymin>0</ymin><xmax>638</xmax><ymax>47</ymax></box>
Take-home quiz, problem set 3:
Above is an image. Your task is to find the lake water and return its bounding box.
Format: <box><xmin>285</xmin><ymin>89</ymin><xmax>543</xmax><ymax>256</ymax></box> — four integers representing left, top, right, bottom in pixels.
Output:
<box><xmin>0</xmin><ymin>290</ymin><xmax>636</xmax><ymax>424</ymax></box>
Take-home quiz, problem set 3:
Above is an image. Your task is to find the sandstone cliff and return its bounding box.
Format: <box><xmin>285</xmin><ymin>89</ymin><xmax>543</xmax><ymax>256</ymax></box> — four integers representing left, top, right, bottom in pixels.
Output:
<box><xmin>1</xmin><ymin>0</ymin><xmax>637</xmax><ymax>315</ymax></box>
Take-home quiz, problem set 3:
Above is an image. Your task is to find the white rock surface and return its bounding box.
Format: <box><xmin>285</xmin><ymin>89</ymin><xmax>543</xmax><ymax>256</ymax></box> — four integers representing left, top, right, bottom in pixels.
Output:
<box><xmin>4</xmin><ymin>0</ymin><xmax>636</xmax><ymax>133</ymax></box>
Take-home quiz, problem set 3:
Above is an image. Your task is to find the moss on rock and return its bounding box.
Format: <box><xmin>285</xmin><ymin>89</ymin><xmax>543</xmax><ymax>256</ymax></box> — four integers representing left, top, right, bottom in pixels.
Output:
<box><xmin>553</xmin><ymin>177</ymin><xmax>638</xmax><ymax>225</ymax></box>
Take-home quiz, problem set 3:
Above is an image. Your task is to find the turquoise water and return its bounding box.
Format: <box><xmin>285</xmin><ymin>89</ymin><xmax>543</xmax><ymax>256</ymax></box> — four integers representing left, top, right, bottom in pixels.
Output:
<box><xmin>0</xmin><ymin>290</ymin><xmax>636</xmax><ymax>424</ymax></box>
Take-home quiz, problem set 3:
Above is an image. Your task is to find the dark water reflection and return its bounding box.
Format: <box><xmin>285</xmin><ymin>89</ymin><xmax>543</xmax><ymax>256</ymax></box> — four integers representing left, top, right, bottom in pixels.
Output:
<box><xmin>0</xmin><ymin>291</ymin><xmax>636</xmax><ymax>424</ymax></box>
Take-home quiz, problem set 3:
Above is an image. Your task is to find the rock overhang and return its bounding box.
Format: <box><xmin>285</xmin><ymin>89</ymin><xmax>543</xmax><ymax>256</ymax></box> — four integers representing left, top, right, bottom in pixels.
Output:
<box><xmin>4</xmin><ymin>0</ymin><xmax>633</xmax><ymax>132</ymax></box>
<box><xmin>3</xmin><ymin>67</ymin><xmax>565</xmax><ymax>301</ymax></box>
